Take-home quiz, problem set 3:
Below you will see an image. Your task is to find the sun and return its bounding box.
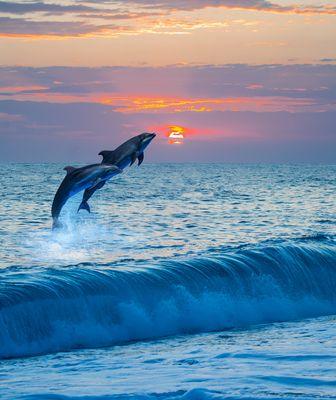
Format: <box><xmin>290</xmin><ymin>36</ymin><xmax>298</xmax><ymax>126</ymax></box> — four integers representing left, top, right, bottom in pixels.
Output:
<box><xmin>168</xmin><ymin>125</ymin><xmax>185</xmax><ymax>145</ymax></box>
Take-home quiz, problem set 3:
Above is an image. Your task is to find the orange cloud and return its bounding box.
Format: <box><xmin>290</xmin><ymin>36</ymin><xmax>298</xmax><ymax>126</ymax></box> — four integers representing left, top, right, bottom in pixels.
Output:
<box><xmin>246</xmin><ymin>84</ymin><xmax>264</xmax><ymax>90</ymax></box>
<box><xmin>0</xmin><ymin>85</ymin><xmax>49</xmax><ymax>93</ymax></box>
<box><xmin>0</xmin><ymin>90</ymin><xmax>332</xmax><ymax>113</ymax></box>
<box><xmin>1</xmin><ymin>1</ymin><xmax>336</xmax><ymax>40</ymax></box>
<box><xmin>101</xmin><ymin>94</ymin><xmax>323</xmax><ymax>113</ymax></box>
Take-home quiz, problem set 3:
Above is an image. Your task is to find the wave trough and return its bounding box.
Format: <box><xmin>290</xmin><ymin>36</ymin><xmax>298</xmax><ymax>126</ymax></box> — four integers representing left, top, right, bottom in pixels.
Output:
<box><xmin>1</xmin><ymin>240</ymin><xmax>336</xmax><ymax>359</ymax></box>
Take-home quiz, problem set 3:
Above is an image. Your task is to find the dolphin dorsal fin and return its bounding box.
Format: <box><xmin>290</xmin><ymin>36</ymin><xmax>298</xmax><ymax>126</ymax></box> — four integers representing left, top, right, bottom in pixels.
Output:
<box><xmin>99</xmin><ymin>150</ymin><xmax>115</xmax><ymax>164</ymax></box>
<box><xmin>64</xmin><ymin>166</ymin><xmax>76</xmax><ymax>175</ymax></box>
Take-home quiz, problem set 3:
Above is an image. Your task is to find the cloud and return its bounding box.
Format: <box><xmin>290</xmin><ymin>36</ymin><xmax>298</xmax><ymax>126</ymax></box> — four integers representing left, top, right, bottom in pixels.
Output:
<box><xmin>0</xmin><ymin>1</ymin><xmax>96</xmax><ymax>15</ymax></box>
<box><xmin>77</xmin><ymin>11</ymin><xmax>161</xmax><ymax>20</ymax></box>
<box><xmin>320</xmin><ymin>58</ymin><xmax>336</xmax><ymax>62</ymax></box>
<box><xmin>1</xmin><ymin>1</ymin><xmax>335</xmax><ymax>38</ymax></box>
<box><xmin>1</xmin><ymin>64</ymin><xmax>335</xmax><ymax>111</ymax></box>
<box><xmin>100</xmin><ymin>95</ymin><xmax>322</xmax><ymax>113</ymax></box>
<box><xmin>0</xmin><ymin>64</ymin><xmax>335</xmax><ymax>162</ymax></box>
<box><xmin>0</xmin><ymin>1</ymin><xmax>161</xmax><ymax>20</ymax></box>
<box><xmin>105</xmin><ymin>0</ymin><xmax>336</xmax><ymax>15</ymax></box>
<box><xmin>1</xmin><ymin>99</ymin><xmax>335</xmax><ymax>163</ymax></box>
<box><xmin>0</xmin><ymin>85</ymin><xmax>49</xmax><ymax>94</ymax></box>
<box><xmin>0</xmin><ymin>112</ymin><xmax>23</xmax><ymax>121</ymax></box>
<box><xmin>0</xmin><ymin>17</ymin><xmax>128</xmax><ymax>37</ymax></box>
<box><xmin>0</xmin><ymin>2</ymin><xmax>163</xmax><ymax>37</ymax></box>
<box><xmin>128</xmin><ymin>0</ymin><xmax>282</xmax><ymax>11</ymax></box>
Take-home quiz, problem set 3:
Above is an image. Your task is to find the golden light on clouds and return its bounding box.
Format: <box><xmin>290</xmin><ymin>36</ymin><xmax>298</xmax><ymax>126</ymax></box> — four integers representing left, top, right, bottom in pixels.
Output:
<box><xmin>1</xmin><ymin>0</ymin><xmax>336</xmax><ymax>67</ymax></box>
<box><xmin>0</xmin><ymin>91</ymin><xmax>325</xmax><ymax>113</ymax></box>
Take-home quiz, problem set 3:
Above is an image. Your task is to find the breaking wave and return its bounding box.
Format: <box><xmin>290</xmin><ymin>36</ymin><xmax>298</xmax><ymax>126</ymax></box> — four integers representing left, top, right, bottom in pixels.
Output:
<box><xmin>1</xmin><ymin>239</ymin><xmax>336</xmax><ymax>359</ymax></box>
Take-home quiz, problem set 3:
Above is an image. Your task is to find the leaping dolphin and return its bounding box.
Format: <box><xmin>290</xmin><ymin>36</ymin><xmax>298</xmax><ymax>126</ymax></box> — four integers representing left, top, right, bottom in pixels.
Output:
<box><xmin>52</xmin><ymin>163</ymin><xmax>122</xmax><ymax>229</ymax></box>
<box><xmin>78</xmin><ymin>132</ymin><xmax>156</xmax><ymax>213</ymax></box>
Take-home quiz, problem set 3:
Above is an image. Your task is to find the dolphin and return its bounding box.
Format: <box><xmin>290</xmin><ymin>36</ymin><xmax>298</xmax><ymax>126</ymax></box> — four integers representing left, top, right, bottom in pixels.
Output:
<box><xmin>51</xmin><ymin>163</ymin><xmax>122</xmax><ymax>229</ymax></box>
<box><xmin>78</xmin><ymin>132</ymin><xmax>156</xmax><ymax>213</ymax></box>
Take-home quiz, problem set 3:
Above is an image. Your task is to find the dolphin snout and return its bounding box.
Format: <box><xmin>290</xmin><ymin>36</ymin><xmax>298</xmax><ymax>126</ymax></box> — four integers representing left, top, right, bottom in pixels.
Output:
<box><xmin>143</xmin><ymin>132</ymin><xmax>156</xmax><ymax>142</ymax></box>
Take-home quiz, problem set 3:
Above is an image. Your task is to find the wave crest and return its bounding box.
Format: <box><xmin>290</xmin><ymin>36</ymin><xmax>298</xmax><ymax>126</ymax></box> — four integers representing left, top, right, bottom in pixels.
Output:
<box><xmin>1</xmin><ymin>240</ymin><xmax>336</xmax><ymax>359</ymax></box>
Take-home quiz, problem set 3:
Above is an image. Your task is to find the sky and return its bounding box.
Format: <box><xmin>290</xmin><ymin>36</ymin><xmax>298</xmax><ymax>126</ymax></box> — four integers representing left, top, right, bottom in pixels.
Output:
<box><xmin>0</xmin><ymin>0</ymin><xmax>335</xmax><ymax>162</ymax></box>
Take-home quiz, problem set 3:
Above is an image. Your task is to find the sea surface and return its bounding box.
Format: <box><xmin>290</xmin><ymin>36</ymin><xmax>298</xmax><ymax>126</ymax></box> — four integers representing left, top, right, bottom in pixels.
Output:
<box><xmin>0</xmin><ymin>163</ymin><xmax>335</xmax><ymax>400</ymax></box>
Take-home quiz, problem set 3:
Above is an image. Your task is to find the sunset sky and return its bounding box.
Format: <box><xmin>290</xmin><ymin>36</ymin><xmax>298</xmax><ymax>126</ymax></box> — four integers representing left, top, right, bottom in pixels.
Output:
<box><xmin>0</xmin><ymin>0</ymin><xmax>335</xmax><ymax>162</ymax></box>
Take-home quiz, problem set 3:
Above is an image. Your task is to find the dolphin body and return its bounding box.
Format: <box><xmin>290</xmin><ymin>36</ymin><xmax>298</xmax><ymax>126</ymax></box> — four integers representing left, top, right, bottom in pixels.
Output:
<box><xmin>78</xmin><ymin>132</ymin><xmax>156</xmax><ymax>213</ymax></box>
<box><xmin>52</xmin><ymin>163</ymin><xmax>122</xmax><ymax>229</ymax></box>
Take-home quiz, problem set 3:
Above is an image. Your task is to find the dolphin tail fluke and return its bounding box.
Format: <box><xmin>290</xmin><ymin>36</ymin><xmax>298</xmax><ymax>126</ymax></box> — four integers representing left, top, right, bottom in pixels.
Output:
<box><xmin>78</xmin><ymin>201</ymin><xmax>91</xmax><ymax>213</ymax></box>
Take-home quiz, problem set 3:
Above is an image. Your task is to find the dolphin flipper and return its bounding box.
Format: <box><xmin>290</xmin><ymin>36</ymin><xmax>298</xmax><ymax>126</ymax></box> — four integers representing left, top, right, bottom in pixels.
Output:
<box><xmin>78</xmin><ymin>180</ymin><xmax>106</xmax><ymax>213</ymax></box>
<box><xmin>138</xmin><ymin>152</ymin><xmax>144</xmax><ymax>166</ymax></box>
<box><xmin>130</xmin><ymin>152</ymin><xmax>137</xmax><ymax>166</ymax></box>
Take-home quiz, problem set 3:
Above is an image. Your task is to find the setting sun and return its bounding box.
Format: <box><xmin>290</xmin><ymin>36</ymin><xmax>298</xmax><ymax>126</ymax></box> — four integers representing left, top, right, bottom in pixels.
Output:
<box><xmin>168</xmin><ymin>125</ymin><xmax>185</xmax><ymax>145</ymax></box>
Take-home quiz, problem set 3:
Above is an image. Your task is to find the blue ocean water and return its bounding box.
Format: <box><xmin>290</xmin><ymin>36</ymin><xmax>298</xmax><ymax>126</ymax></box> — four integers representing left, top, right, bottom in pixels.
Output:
<box><xmin>0</xmin><ymin>163</ymin><xmax>335</xmax><ymax>399</ymax></box>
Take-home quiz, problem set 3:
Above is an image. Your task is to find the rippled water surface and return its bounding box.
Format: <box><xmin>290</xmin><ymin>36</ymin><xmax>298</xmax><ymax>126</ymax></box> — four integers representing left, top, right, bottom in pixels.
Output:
<box><xmin>0</xmin><ymin>163</ymin><xmax>335</xmax><ymax>399</ymax></box>
<box><xmin>1</xmin><ymin>163</ymin><xmax>335</xmax><ymax>268</ymax></box>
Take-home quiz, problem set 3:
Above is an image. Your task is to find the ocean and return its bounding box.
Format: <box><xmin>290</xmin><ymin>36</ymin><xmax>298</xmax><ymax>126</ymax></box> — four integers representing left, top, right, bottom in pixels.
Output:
<box><xmin>0</xmin><ymin>163</ymin><xmax>335</xmax><ymax>399</ymax></box>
